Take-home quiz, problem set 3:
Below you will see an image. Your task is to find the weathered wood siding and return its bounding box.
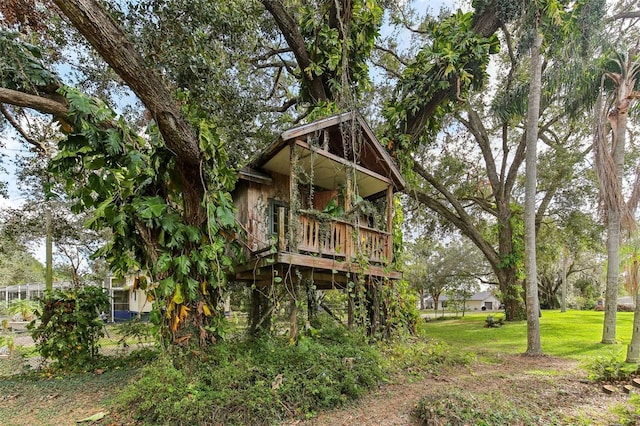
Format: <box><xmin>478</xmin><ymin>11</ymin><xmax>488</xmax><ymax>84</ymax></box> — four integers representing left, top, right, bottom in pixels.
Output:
<box><xmin>234</xmin><ymin>172</ymin><xmax>290</xmax><ymax>254</ymax></box>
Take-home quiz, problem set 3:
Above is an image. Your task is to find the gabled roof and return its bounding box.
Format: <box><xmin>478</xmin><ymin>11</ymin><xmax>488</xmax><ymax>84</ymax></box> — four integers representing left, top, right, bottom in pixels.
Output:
<box><xmin>469</xmin><ymin>291</ymin><xmax>498</xmax><ymax>301</ymax></box>
<box><xmin>247</xmin><ymin>111</ymin><xmax>406</xmax><ymax>199</ymax></box>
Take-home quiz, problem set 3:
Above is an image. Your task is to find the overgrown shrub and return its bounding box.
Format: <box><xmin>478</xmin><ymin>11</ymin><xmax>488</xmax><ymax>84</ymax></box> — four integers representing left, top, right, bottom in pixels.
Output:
<box><xmin>586</xmin><ymin>350</ymin><xmax>638</xmax><ymax>382</ymax></box>
<box><xmin>413</xmin><ymin>390</ymin><xmax>534</xmax><ymax>425</ymax></box>
<box><xmin>381</xmin><ymin>336</ymin><xmax>474</xmax><ymax>376</ymax></box>
<box><xmin>116</xmin><ymin>322</ymin><xmax>385</xmax><ymax>424</ymax></box>
<box><xmin>28</xmin><ymin>286</ymin><xmax>109</xmax><ymax>370</ymax></box>
<box><xmin>8</xmin><ymin>299</ymin><xmax>39</xmax><ymax>321</ymax></box>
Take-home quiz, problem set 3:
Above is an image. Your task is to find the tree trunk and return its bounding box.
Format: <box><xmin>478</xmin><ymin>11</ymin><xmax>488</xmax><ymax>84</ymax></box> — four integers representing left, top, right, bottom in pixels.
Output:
<box><xmin>602</xmin><ymin>92</ymin><xmax>628</xmax><ymax>344</ymax></box>
<box><xmin>627</xmin><ymin>287</ymin><xmax>640</xmax><ymax>362</ymax></box>
<box><xmin>45</xmin><ymin>205</ymin><xmax>53</xmax><ymax>292</ymax></box>
<box><xmin>500</xmin><ymin>269</ymin><xmax>525</xmax><ymax>320</ymax></box>
<box><xmin>497</xmin><ymin>206</ymin><xmax>526</xmax><ymax>321</ymax></box>
<box><xmin>524</xmin><ymin>26</ymin><xmax>543</xmax><ymax>355</ymax></box>
<box><xmin>561</xmin><ymin>247</ymin><xmax>568</xmax><ymax>312</ymax></box>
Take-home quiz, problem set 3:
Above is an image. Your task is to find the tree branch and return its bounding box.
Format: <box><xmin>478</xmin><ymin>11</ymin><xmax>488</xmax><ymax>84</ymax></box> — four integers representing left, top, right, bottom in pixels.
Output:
<box><xmin>504</xmin><ymin>131</ymin><xmax>526</xmax><ymax>196</ymax></box>
<box><xmin>251</xmin><ymin>47</ymin><xmax>293</xmax><ymax>62</ymax></box>
<box><xmin>459</xmin><ymin>109</ymin><xmax>501</xmax><ymax>202</ymax></box>
<box><xmin>407</xmin><ymin>186</ymin><xmax>501</xmax><ymax>272</ymax></box>
<box><xmin>52</xmin><ymin>0</ymin><xmax>207</xmax><ymax>225</ymax></box>
<box><xmin>0</xmin><ymin>88</ymin><xmax>69</xmax><ymax>123</ymax></box>
<box><xmin>52</xmin><ymin>0</ymin><xmax>201</xmax><ymax>169</ymax></box>
<box><xmin>403</xmin><ymin>3</ymin><xmax>502</xmax><ymax>141</ymax></box>
<box><xmin>0</xmin><ymin>103</ymin><xmax>48</xmax><ymax>154</ymax></box>
<box><xmin>266</xmin><ymin>98</ymin><xmax>297</xmax><ymax>113</ymax></box>
<box><xmin>374</xmin><ymin>43</ymin><xmax>409</xmax><ymax>67</ymax></box>
<box><xmin>410</xmin><ymin>163</ymin><xmax>501</xmax><ymax>270</ymax></box>
<box><xmin>253</xmin><ymin>60</ymin><xmax>298</xmax><ymax>70</ymax></box>
<box><xmin>607</xmin><ymin>11</ymin><xmax>640</xmax><ymax>21</ymax></box>
<box><xmin>260</xmin><ymin>0</ymin><xmax>328</xmax><ymax>102</ymax></box>
<box><xmin>370</xmin><ymin>59</ymin><xmax>402</xmax><ymax>79</ymax></box>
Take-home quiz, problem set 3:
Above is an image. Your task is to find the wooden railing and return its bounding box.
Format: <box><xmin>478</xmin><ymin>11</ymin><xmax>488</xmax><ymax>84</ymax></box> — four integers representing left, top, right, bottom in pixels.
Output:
<box><xmin>293</xmin><ymin>212</ymin><xmax>391</xmax><ymax>264</ymax></box>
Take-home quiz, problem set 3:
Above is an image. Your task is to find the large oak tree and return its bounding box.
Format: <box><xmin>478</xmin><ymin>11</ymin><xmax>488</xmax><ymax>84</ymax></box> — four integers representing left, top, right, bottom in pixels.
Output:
<box><xmin>0</xmin><ymin>0</ymin><xmax>531</xmax><ymax>343</ymax></box>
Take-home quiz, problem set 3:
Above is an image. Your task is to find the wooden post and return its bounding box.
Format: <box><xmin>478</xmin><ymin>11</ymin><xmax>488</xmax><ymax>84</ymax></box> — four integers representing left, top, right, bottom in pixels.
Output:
<box><xmin>344</xmin><ymin>168</ymin><xmax>352</xmax><ymax>212</ymax></box>
<box><xmin>277</xmin><ymin>207</ymin><xmax>286</xmax><ymax>252</ymax></box>
<box><xmin>249</xmin><ymin>287</ymin><xmax>261</xmax><ymax>336</ymax></box>
<box><xmin>45</xmin><ymin>206</ymin><xmax>53</xmax><ymax>291</ymax></box>
<box><xmin>288</xmin><ymin>270</ymin><xmax>300</xmax><ymax>341</ymax></box>
<box><xmin>386</xmin><ymin>185</ymin><xmax>394</xmax><ymax>265</ymax></box>
<box><xmin>306</xmin><ymin>279</ymin><xmax>318</xmax><ymax>325</ymax></box>
<box><xmin>345</xmin><ymin>168</ymin><xmax>353</xmax><ymax>261</ymax></box>
<box><xmin>289</xmin><ymin>142</ymin><xmax>297</xmax><ymax>252</ymax></box>
<box><xmin>347</xmin><ymin>293</ymin><xmax>354</xmax><ymax>329</ymax></box>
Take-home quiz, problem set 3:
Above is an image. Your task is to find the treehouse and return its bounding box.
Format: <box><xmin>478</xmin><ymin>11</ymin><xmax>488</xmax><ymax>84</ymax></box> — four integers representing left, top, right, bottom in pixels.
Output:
<box><xmin>232</xmin><ymin>111</ymin><xmax>405</xmax><ymax>290</ymax></box>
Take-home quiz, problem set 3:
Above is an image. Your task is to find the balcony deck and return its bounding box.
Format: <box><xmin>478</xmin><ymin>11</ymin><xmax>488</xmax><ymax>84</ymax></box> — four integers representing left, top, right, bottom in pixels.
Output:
<box><xmin>234</xmin><ymin>213</ymin><xmax>401</xmax><ymax>288</ymax></box>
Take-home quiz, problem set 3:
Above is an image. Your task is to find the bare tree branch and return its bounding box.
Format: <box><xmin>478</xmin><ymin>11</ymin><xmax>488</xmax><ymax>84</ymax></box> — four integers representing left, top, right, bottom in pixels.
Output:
<box><xmin>374</xmin><ymin>43</ymin><xmax>409</xmax><ymax>67</ymax></box>
<box><xmin>370</xmin><ymin>59</ymin><xmax>403</xmax><ymax>79</ymax></box>
<box><xmin>458</xmin><ymin>109</ymin><xmax>501</xmax><ymax>202</ymax></box>
<box><xmin>251</xmin><ymin>47</ymin><xmax>293</xmax><ymax>62</ymax></box>
<box><xmin>0</xmin><ymin>104</ymin><xmax>47</xmax><ymax>153</ymax></box>
<box><xmin>608</xmin><ymin>11</ymin><xmax>640</xmax><ymax>21</ymax></box>
<box><xmin>0</xmin><ymin>88</ymin><xmax>69</xmax><ymax>122</ymax></box>
<box><xmin>266</xmin><ymin>98</ymin><xmax>297</xmax><ymax>113</ymax></box>
<box><xmin>260</xmin><ymin>0</ymin><xmax>328</xmax><ymax>102</ymax></box>
<box><xmin>253</xmin><ymin>60</ymin><xmax>298</xmax><ymax>70</ymax></box>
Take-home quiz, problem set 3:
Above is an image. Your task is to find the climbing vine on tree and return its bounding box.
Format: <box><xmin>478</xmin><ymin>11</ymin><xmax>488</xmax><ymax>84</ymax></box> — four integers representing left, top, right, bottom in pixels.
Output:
<box><xmin>49</xmin><ymin>88</ymin><xmax>241</xmax><ymax>346</ymax></box>
<box><xmin>1</xmin><ymin>21</ymin><xmax>243</xmax><ymax>347</ymax></box>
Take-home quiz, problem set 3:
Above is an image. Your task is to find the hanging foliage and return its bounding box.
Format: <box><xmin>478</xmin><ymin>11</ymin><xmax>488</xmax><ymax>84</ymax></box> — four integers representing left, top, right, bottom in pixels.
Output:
<box><xmin>382</xmin><ymin>10</ymin><xmax>500</xmax><ymax>159</ymax></box>
<box><xmin>48</xmin><ymin>86</ymin><xmax>241</xmax><ymax>347</ymax></box>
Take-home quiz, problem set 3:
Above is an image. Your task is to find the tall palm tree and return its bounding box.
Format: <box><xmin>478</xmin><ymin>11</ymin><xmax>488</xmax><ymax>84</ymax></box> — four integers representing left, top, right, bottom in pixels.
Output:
<box><xmin>524</xmin><ymin>14</ymin><xmax>544</xmax><ymax>356</ymax></box>
<box><xmin>594</xmin><ymin>49</ymin><xmax>640</xmax><ymax>347</ymax></box>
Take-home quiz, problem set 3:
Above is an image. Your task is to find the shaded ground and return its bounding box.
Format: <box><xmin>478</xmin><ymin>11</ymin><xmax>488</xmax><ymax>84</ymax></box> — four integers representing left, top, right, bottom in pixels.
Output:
<box><xmin>0</xmin><ymin>364</ymin><xmax>129</xmax><ymax>426</ymax></box>
<box><xmin>289</xmin><ymin>354</ymin><xmax>634</xmax><ymax>426</ymax></box>
<box><xmin>0</xmin><ymin>351</ymin><xmax>636</xmax><ymax>425</ymax></box>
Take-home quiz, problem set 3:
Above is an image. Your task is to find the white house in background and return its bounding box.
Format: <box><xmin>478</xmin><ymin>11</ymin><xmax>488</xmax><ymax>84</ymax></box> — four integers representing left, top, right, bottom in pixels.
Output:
<box><xmin>104</xmin><ymin>275</ymin><xmax>153</xmax><ymax>321</ymax></box>
<box><xmin>466</xmin><ymin>291</ymin><xmax>501</xmax><ymax>311</ymax></box>
<box><xmin>423</xmin><ymin>291</ymin><xmax>501</xmax><ymax>311</ymax></box>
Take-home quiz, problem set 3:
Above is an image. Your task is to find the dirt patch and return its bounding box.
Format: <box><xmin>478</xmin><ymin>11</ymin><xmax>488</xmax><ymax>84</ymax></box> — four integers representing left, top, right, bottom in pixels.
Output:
<box><xmin>0</xmin><ymin>368</ymin><xmax>131</xmax><ymax>426</ymax></box>
<box><xmin>291</xmin><ymin>355</ymin><xmax>634</xmax><ymax>426</ymax></box>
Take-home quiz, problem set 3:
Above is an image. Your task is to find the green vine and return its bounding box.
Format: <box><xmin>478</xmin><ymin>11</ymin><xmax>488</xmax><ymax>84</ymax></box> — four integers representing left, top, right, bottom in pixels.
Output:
<box><xmin>50</xmin><ymin>88</ymin><xmax>240</xmax><ymax>347</ymax></box>
<box><xmin>298</xmin><ymin>0</ymin><xmax>383</xmax><ymax>104</ymax></box>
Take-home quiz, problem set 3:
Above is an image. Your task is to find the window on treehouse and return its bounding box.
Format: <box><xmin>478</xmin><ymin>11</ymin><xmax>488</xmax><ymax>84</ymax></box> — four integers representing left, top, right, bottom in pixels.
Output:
<box><xmin>268</xmin><ymin>200</ymin><xmax>289</xmax><ymax>235</ymax></box>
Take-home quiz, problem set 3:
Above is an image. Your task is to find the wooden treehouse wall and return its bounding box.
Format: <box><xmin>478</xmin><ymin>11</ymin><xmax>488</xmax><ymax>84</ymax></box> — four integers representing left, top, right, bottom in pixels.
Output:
<box><xmin>234</xmin><ymin>172</ymin><xmax>290</xmax><ymax>255</ymax></box>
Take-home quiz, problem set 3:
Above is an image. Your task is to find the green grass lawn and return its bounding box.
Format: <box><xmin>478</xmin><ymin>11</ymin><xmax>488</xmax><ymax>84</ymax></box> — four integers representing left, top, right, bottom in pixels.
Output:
<box><xmin>420</xmin><ymin>309</ymin><xmax>635</xmax><ymax>362</ymax></box>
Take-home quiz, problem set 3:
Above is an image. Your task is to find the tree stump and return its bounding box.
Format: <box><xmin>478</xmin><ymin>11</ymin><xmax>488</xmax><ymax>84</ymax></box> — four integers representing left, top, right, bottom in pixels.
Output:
<box><xmin>602</xmin><ymin>385</ymin><xmax>616</xmax><ymax>394</ymax></box>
